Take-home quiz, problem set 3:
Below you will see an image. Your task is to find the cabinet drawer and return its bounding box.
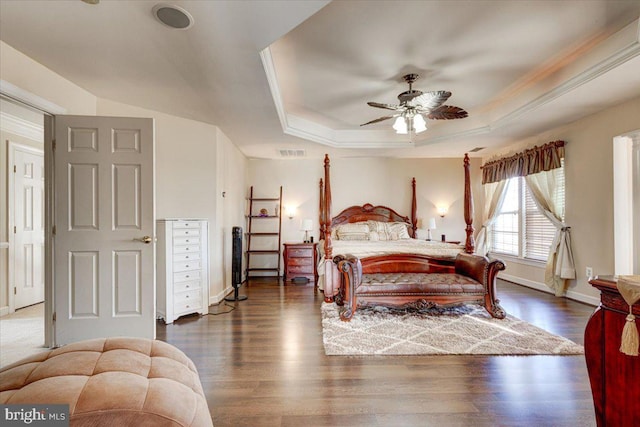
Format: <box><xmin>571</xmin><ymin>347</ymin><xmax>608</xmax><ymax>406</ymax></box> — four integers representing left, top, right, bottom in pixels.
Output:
<box><xmin>174</xmin><ymin>270</ymin><xmax>201</xmax><ymax>283</ymax></box>
<box><xmin>173</xmin><ymin>260</ymin><xmax>201</xmax><ymax>272</ymax></box>
<box><xmin>173</xmin><ymin>252</ymin><xmax>200</xmax><ymax>263</ymax></box>
<box><xmin>173</xmin><ymin>221</ymin><xmax>201</xmax><ymax>229</ymax></box>
<box><xmin>174</xmin><ymin>244</ymin><xmax>200</xmax><ymax>254</ymax></box>
<box><xmin>174</xmin><ymin>280</ymin><xmax>201</xmax><ymax>293</ymax></box>
<box><xmin>173</xmin><ymin>228</ymin><xmax>200</xmax><ymax>238</ymax></box>
<box><xmin>288</xmin><ymin>248</ymin><xmax>312</xmax><ymax>258</ymax></box>
<box><xmin>174</xmin><ymin>289</ymin><xmax>201</xmax><ymax>304</ymax></box>
<box><xmin>173</xmin><ymin>236</ymin><xmax>200</xmax><ymax>246</ymax></box>
<box><xmin>287</xmin><ymin>265</ymin><xmax>313</xmax><ymax>274</ymax></box>
<box><xmin>174</xmin><ymin>299</ymin><xmax>202</xmax><ymax>316</ymax></box>
<box><xmin>288</xmin><ymin>257</ymin><xmax>312</xmax><ymax>267</ymax></box>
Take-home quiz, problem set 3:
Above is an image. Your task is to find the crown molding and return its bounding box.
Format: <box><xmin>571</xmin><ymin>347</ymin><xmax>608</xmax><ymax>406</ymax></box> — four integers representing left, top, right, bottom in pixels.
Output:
<box><xmin>0</xmin><ymin>110</ymin><xmax>44</xmax><ymax>142</ymax></box>
<box><xmin>0</xmin><ymin>80</ymin><xmax>67</xmax><ymax>115</ymax></box>
<box><xmin>261</xmin><ymin>18</ymin><xmax>640</xmax><ymax>150</ymax></box>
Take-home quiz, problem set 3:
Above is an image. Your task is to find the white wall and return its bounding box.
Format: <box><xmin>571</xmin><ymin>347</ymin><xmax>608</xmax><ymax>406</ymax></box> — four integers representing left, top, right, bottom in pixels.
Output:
<box><xmin>1</xmin><ymin>41</ymin><xmax>97</xmax><ymax>115</ymax></box>
<box><xmin>97</xmin><ymin>98</ymin><xmax>248</xmax><ymax>303</ymax></box>
<box><xmin>248</xmin><ymin>156</ymin><xmax>484</xmax><ymax>270</ymax></box>
<box><xmin>488</xmin><ymin>95</ymin><xmax>640</xmax><ymax>304</ymax></box>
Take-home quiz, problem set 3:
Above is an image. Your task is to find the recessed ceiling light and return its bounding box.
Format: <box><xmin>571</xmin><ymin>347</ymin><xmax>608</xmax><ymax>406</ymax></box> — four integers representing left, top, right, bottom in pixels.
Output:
<box><xmin>152</xmin><ymin>4</ymin><xmax>194</xmax><ymax>30</ymax></box>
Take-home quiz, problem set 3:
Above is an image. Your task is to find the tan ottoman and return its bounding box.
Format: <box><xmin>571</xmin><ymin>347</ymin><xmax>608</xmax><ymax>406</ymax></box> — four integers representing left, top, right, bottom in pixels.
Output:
<box><xmin>0</xmin><ymin>337</ymin><xmax>213</xmax><ymax>426</ymax></box>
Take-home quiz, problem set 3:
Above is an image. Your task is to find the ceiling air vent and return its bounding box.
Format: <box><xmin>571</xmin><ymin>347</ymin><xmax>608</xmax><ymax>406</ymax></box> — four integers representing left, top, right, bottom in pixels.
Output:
<box><xmin>469</xmin><ymin>147</ymin><xmax>485</xmax><ymax>152</ymax></box>
<box><xmin>152</xmin><ymin>4</ymin><xmax>194</xmax><ymax>30</ymax></box>
<box><xmin>278</xmin><ymin>149</ymin><xmax>306</xmax><ymax>158</ymax></box>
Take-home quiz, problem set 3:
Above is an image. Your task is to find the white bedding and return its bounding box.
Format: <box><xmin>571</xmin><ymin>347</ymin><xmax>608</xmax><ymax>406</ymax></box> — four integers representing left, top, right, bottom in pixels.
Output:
<box><xmin>321</xmin><ymin>238</ymin><xmax>463</xmax><ymax>259</ymax></box>
<box><xmin>317</xmin><ymin>238</ymin><xmax>464</xmax><ymax>291</ymax></box>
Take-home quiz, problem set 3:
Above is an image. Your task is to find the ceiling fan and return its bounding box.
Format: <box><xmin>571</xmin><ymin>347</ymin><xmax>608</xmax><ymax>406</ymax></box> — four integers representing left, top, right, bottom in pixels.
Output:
<box><xmin>361</xmin><ymin>73</ymin><xmax>468</xmax><ymax>134</ymax></box>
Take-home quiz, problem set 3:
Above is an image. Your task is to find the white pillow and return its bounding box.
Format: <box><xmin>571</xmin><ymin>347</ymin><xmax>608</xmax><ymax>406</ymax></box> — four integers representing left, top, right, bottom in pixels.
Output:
<box><xmin>388</xmin><ymin>222</ymin><xmax>411</xmax><ymax>240</ymax></box>
<box><xmin>336</xmin><ymin>222</ymin><xmax>370</xmax><ymax>241</ymax></box>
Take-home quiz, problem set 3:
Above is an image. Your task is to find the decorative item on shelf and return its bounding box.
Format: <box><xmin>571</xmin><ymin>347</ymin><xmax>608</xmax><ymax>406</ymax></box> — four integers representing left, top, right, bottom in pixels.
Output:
<box><xmin>437</xmin><ymin>206</ymin><xmax>448</xmax><ymax>217</ymax></box>
<box><xmin>259</xmin><ymin>208</ymin><xmax>269</xmax><ymax>217</ymax></box>
<box><xmin>301</xmin><ymin>219</ymin><xmax>313</xmax><ymax>243</ymax></box>
<box><xmin>427</xmin><ymin>217</ymin><xmax>437</xmax><ymax>241</ymax></box>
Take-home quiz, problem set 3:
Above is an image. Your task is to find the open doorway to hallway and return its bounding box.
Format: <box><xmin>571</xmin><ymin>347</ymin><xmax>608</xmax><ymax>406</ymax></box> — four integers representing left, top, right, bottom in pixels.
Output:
<box><xmin>0</xmin><ymin>96</ymin><xmax>45</xmax><ymax>366</ymax></box>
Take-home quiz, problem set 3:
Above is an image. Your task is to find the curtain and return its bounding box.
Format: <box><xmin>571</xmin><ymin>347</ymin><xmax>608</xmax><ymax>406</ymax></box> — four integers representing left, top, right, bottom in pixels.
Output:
<box><xmin>483</xmin><ymin>140</ymin><xmax>564</xmax><ymax>184</ymax></box>
<box><xmin>475</xmin><ymin>180</ymin><xmax>507</xmax><ymax>256</ymax></box>
<box><xmin>525</xmin><ymin>168</ymin><xmax>576</xmax><ymax>296</ymax></box>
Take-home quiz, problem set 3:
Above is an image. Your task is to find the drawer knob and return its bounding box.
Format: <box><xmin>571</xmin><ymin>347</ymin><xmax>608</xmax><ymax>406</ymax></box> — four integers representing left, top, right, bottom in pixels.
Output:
<box><xmin>186</xmin><ymin>295</ymin><xmax>189</xmax><ymax>298</ymax></box>
<box><xmin>186</xmin><ymin>240</ymin><xmax>189</xmax><ymax>243</ymax></box>
<box><xmin>185</xmin><ymin>256</ymin><xmax>189</xmax><ymax>259</ymax></box>
<box><xmin>185</xmin><ymin>231</ymin><xmax>189</xmax><ymax>234</ymax></box>
<box><xmin>186</xmin><ymin>285</ymin><xmax>190</xmax><ymax>288</ymax></box>
<box><xmin>186</xmin><ymin>275</ymin><xmax>190</xmax><ymax>278</ymax></box>
<box><xmin>186</xmin><ymin>265</ymin><xmax>189</xmax><ymax>268</ymax></box>
<box><xmin>186</xmin><ymin>305</ymin><xmax>190</xmax><ymax>308</ymax></box>
<box><xmin>186</xmin><ymin>248</ymin><xmax>189</xmax><ymax>251</ymax></box>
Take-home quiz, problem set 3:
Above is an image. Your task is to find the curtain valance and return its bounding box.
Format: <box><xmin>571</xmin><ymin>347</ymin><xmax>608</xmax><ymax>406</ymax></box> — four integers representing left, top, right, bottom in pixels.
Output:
<box><xmin>482</xmin><ymin>140</ymin><xmax>565</xmax><ymax>184</ymax></box>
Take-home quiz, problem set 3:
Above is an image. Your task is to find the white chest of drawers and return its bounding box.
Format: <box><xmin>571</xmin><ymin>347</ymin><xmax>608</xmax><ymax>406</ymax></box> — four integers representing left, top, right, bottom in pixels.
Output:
<box><xmin>157</xmin><ymin>219</ymin><xmax>209</xmax><ymax>323</ymax></box>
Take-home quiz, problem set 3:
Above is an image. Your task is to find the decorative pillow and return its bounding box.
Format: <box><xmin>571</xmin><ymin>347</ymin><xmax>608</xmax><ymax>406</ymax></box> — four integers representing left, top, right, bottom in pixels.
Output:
<box><xmin>368</xmin><ymin>231</ymin><xmax>380</xmax><ymax>241</ymax></box>
<box><xmin>388</xmin><ymin>222</ymin><xmax>411</xmax><ymax>240</ymax></box>
<box><xmin>336</xmin><ymin>222</ymin><xmax>370</xmax><ymax>241</ymax></box>
<box><xmin>367</xmin><ymin>220</ymin><xmax>390</xmax><ymax>241</ymax></box>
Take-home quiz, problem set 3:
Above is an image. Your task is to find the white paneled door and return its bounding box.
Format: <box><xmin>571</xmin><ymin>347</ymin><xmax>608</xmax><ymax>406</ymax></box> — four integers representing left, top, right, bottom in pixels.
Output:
<box><xmin>12</xmin><ymin>145</ymin><xmax>45</xmax><ymax>310</ymax></box>
<box><xmin>54</xmin><ymin>116</ymin><xmax>155</xmax><ymax>345</ymax></box>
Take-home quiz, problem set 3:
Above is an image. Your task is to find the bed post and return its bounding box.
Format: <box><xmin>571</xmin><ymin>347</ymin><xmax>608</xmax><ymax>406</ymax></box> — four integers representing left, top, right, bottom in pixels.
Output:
<box><xmin>411</xmin><ymin>177</ymin><xmax>417</xmax><ymax>238</ymax></box>
<box><xmin>319</xmin><ymin>178</ymin><xmax>325</xmax><ymax>240</ymax></box>
<box><xmin>463</xmin><ymin>153</ymin><xmax>475</xmax><ymax>253</ymax></box>
<box><xmin>324</xmin><ymin>154</ymin><xmax>332</xmax><ymax>259</ymax></box>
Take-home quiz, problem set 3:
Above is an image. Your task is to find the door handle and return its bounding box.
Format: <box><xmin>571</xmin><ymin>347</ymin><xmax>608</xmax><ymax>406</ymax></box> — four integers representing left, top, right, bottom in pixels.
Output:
<box><xmin>134</xmin><ymin>236</ymin><xmax>153</xmax><ymax>244</ymax></box>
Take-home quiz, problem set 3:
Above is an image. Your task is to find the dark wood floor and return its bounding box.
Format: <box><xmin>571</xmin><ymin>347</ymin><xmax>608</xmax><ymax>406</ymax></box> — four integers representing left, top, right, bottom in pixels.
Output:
<box><xmin>157</xmin><ymin>279</ymin><xmax>597</xmax><ymax>427</ymax></box>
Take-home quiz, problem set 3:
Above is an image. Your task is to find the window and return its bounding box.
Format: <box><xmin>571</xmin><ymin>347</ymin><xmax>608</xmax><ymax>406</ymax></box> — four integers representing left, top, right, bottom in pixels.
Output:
<box><xmin>490</xmin><ymin>166</ymin><xmax>565</xmax><ymax>262</ymax></box>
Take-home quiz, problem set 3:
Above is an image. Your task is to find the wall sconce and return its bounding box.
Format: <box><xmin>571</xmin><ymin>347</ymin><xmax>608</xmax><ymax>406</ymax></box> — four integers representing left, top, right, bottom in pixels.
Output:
<box><xmin>437</xmin><ymin>206</ymin><xmax>448</xmax><ymax>217</ymax></box>
<box><xmin>286</xmin><ymin>205</ymin><xmax>296</xmax><ymax>219</ymax></box>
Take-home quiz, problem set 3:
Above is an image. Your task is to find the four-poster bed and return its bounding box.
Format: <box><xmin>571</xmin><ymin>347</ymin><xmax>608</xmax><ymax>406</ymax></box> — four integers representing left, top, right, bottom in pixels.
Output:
<box><xmin>318</xmin><ymin>154</ymin><xmax>506</xmax><ymax>320</ymax></box>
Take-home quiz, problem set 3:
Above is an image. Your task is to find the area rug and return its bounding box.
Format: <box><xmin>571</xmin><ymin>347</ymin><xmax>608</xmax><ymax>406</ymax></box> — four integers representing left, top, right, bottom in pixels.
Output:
<box><xmin>321</xmin><ymin>303</ymin><xmax>584</xmax><ymax>356</ymax></box>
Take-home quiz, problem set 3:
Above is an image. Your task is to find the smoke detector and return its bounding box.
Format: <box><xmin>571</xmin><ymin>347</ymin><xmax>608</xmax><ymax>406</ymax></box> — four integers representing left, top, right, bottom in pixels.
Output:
<box><xmin>152</xmin><ymin>4</ymin><xmax>194</xmax><ymax>30</ymax></box>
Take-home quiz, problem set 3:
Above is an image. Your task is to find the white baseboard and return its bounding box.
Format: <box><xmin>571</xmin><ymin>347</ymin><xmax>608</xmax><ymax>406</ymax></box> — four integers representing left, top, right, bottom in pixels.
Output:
<box><xmin>210</xmin><ymin>286</ymin><xmax>233</xmax><ymax>305</ymax></box>
<box><xmin>0</xmin><ymin>306</ymin><xmax>9</xmax><ymax>317</ymax></box>
<box><xmin>499</xmin><ymin>273</ymin><xmax>599</xmax><ymax>307</ymax></box>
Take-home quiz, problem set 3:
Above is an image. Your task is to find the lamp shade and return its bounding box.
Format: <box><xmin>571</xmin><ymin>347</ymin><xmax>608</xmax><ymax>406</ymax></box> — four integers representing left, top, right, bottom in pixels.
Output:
<box><xmin>393</xmin><ymin>116</ymin><xmax>408</xmax><ymax>134</ymax></box>
<box><xmin>428</xmin><ymin>218</ymin><xmax>437</xmax><ymax>230</ymax></box>
<box><xmin>300</xmin><ymin>219</ymin><xmax>313</xmax><ymax>231</ymax></box>
<box><xmin>413</xmin><ymin>113</ymin><xmax>427</xmax><ymax>133</ymax></box>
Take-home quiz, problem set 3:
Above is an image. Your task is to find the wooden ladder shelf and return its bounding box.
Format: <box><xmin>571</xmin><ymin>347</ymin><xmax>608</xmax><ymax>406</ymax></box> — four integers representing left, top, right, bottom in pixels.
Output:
<box><xmin>245</xmin><ymin>186</ymin><xmax>283</xmax><ymax>279</ymax></box>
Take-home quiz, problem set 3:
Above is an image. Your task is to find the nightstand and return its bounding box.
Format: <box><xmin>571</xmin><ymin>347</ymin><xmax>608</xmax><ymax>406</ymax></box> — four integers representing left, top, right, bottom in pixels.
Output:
<box><xmin>283</xmin><ymin>242</ymin><xmax>318</xmax><ymax>283</ymax></box>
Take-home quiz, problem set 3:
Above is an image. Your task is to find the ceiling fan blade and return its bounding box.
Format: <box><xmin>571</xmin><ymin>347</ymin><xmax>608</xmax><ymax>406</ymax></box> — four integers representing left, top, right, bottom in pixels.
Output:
<box><xmin>408</xmin><ymin>91</ymin><xmax>452</xmax><ymax>111</ymax></box>
<box><xmin>360</xmin><ymin>115</ymin><xmax>397</xmax><ymax>126</ymax></box>
<box><xmin>367</xmin><ymin>101</ymin><xmax>401</xmax><ymax>111</ymax></box>
<box><xmin>427</xmin><ymin>105</ymin><xmax>468</xmax><ymax>120</ymax></box>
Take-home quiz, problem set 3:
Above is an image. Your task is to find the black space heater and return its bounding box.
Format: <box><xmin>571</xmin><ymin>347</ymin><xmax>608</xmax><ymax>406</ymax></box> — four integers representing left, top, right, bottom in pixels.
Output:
<box><xmin>225</xmin><ymin>226</ymin><xmax>247</xmax><ymax>301</ymax></box>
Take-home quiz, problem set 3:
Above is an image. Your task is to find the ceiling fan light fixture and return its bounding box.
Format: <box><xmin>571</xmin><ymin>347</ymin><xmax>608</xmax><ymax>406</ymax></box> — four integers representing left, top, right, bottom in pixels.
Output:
<box><xmin>393</xmin><ymin>116</ymin><xmax>408</xmax><ymax>134</ymax></box>
<box><xmin>413</xmin><ymin>113</ymin><xmax>427</xmax><ymax>133</ymax></box>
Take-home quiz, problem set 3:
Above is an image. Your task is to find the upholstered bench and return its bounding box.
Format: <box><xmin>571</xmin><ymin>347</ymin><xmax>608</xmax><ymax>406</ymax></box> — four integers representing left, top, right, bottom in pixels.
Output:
<box><xmin>0</xmin><ymin>337</ymin><xmax>213</xmax><ymax>427</ymax></box>
<box><xmin>334</xmin><ymin>252</ymin><xmax>506</xmax><ymax>321</ymax></box>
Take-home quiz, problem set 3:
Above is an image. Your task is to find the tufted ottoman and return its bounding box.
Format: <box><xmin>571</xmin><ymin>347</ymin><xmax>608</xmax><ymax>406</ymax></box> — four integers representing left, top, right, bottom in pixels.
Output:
<box><xmin>0</xmin><ymin>337</ymin><xmax>213</xmax><ymax>427</ymax></box>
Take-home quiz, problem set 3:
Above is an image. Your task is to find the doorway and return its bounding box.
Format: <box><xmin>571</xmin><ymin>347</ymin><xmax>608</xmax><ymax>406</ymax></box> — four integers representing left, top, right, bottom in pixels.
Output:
<box><xmin>0</xmin><ymin>96</ymin><xmax>46</xmax><ymax>366</ymax></box>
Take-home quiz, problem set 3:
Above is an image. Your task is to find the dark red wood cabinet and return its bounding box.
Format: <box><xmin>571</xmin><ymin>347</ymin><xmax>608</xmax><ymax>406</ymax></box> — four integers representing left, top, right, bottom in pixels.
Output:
<box><xmin>283</xmin><ymin>242</ymin><xmax>318</xmax><ymax>283</ymax></box>
<box><xmin>585</xmin><ymin>276</ymin><xmax>640</xmax><ymax>426</ymax></box>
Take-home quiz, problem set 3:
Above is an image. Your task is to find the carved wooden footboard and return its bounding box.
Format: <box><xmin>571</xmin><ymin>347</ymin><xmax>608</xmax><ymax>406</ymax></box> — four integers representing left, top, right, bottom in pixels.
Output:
<box><xmin>334</xmin><ymin>253</ymin><xmax>506</xmax><ymax>321</ymax></box>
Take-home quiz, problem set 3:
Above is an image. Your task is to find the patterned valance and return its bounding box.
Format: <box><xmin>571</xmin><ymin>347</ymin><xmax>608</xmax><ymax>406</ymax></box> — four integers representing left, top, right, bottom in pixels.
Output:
<box><xmin>482</xmin><ymin>140</ymin><xmax>565</xmax><ymax>184</ymax></box>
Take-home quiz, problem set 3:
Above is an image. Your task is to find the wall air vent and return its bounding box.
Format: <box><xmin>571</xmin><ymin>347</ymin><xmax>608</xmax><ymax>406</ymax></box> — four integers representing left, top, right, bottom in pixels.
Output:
<box><xmin>469</xmin><ymin>147</ymin><xmax>485</xmax><ymax>152</ymax></box>
<box><xmin>278</xmin><ymin>149</ymin><xmax>306</xmax><ymax>158</ymax></box>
